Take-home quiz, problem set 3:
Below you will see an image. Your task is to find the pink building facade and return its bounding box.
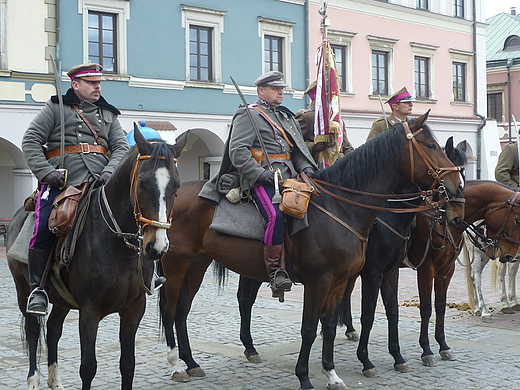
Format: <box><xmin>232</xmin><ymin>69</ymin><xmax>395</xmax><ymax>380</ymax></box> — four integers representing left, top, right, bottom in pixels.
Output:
<box><xmin>305</xmin><ymin>0</ymin><xmax>488</xmax><ymax>180</ymax></box>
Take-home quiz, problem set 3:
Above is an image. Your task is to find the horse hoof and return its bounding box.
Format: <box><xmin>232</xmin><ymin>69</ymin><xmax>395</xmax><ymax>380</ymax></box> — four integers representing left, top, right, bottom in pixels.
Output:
<box><xmin>501</xmin><ymin>307</ymin><xmax>515</xmax><ymax>314</ymax></box>
<box><xmin>345</xmin><ymin>331</ymin><xmax>359</xmax><ymax>341</ymax></box>
<box><xmin>327</xmin><ymin>382</ymin><xmax>349</xmax><ymax>390</ymax></box>
<box><xmin>440</xmin><ymin>349</ymin><xmax>456</xmax><ymax>361</ymax></box>
<box><xmin>512</xmin><ymin>304</ymin><xmax>520</xmax><ymax>311</ymax></box>
<box><xmin>421</xmin><ymin>355</ymin><xmax>437</xmax><ymax>366</ymax></box>
<box><xmin>171</xmin><ymin>371</ymin><xmax>191</xmax><ymax>382</ymax></box>
<box><xmin>363</xmin><ymin>368</ymin><xmax>379</xmax><ymax>377</ymax></box>
<box><xmin>246</xmin><ymin>353</ymin><xmax>262</xmax><ymax>363</ymax></box>
<box><xmin>187</xmin><ymin>367</ymin><xmax>206</xmax><ymax>377</ymax></box>
<box><xmin>394</xmin><ymin>363</ymin><xmax>412</xmax><ymax>373</ymax></box>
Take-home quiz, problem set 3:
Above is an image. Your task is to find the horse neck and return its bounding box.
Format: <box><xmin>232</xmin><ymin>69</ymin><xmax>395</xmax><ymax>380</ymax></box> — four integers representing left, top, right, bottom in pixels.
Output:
<box><xmin>100</xmin><ymin>163</ymin><xmax>135</xmax><ymax>228</ymax></box>
<box><xmin>463</xmin><ymin>182</ymin><xmax>511</xmax><ymax>225</ymax></box>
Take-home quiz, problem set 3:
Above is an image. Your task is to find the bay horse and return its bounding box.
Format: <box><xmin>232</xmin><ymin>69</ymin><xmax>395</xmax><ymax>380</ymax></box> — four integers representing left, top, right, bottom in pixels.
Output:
<box><xmin>463</xmin><ymin>226</ymin><xmax>520</xmax><ymax>317</ymax></box>
<box><xmin>159</xmin><ymin>113</ymin><xmax>464</xmax><ymax>390</ymax></box>
<box><xmin>6</xmin><ymin>126</ymin><xmax>189</xmax><ymax>390</ymax></box>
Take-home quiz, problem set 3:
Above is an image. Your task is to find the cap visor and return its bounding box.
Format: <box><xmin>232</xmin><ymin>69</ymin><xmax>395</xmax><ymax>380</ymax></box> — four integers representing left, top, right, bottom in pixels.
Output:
<box><xmin>78</xmin><ymin>75</ymin><xmax>105</xmax><ymax>81</ymax></box>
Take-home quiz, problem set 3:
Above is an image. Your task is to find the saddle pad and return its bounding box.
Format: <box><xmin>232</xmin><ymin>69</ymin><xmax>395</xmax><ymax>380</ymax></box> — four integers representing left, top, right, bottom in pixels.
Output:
<box><xmin>210</xmin><ymin>198</ymin><xmax>265</xmax><ymax>241</ymax></box>
<box><xmin>7</xmin><ymin>211</ymin><xmax>35</xmax><ymax>264</ymax></box>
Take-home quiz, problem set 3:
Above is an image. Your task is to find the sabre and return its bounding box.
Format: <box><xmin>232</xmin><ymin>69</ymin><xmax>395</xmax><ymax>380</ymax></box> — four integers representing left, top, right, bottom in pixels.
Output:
<box><xmin>49</xmin><ymin>54</ymin><xmax>68</xmax><ymax>189</ymax></box>
<box><xmin>378</xmin><ymin>94</ymin><xmax>389</xmax><ymax>130</ymax></box>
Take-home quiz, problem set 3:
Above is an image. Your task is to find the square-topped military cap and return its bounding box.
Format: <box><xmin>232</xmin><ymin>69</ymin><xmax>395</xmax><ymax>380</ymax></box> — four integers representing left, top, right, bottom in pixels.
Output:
<box><xmin>67</xmin><ymin>63</ymin><xmax>105</xmax><ymax>81</ymax></box>
<box><xmin>386</xmin><ymin>87</ymin><xmax>415</xmax><ymax>106</ymax></box>
<box><xmin>254</xmin><ymin>71</ymin><xmax>288</xmax><ymax>87</ymax></box>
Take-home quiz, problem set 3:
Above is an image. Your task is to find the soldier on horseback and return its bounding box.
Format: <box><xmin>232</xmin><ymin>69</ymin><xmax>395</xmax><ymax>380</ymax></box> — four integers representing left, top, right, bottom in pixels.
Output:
<box><xmin>199</xmin><ymin>71</ymin><xmax>317</xmax><ymax>298</ymax></box>
<box><xmin>22</xmin><ymin>63</ymin><xmax>129</xmax><ymax>315</ymax></box>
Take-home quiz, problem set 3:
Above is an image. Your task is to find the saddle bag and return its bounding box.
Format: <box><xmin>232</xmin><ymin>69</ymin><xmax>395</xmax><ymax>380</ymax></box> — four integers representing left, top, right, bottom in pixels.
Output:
<box><xmin>48</xmin><ymin>184</ymin><xmax>86</xmax><ymax>236</ymax></box>
<box><xmin>279</xmin><ymin>178</ymin><xmax>313</xmax><ymax>219</ymax></box>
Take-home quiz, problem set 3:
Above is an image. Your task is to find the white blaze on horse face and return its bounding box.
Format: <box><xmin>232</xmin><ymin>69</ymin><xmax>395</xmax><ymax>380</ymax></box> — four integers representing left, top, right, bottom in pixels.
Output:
<box><xmin>153</xmin><ymin>167</ymin><xmax>170</xmax><ymax>253</ymax></box>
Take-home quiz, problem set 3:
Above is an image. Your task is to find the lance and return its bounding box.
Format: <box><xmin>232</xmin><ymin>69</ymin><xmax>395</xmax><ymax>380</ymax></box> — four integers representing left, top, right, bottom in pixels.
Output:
<box><xmin>49</xmin><ymin>54</ymin><xmax>68</xmax><ymax>188</ymax></box>
<box><xmin>378</xmin><ymin>94</ymin><xmax>389</xmax><ymax>130</ymax></box>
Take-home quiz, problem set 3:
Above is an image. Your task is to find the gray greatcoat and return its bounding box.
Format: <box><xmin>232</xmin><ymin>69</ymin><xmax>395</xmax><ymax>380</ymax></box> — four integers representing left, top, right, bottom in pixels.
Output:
<box><xmin>199</xmin><ymin>100</ymin><xmax>318</xmax><ymax>204</ymax></box>
<box><xmin>22</xmin><ymin>88</ymin><xmax>129</xmax><ymax>187</ymax></box>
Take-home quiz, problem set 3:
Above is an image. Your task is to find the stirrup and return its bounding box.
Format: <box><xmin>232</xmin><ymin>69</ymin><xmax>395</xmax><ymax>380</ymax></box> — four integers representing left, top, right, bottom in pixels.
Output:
<box><xmin>272</xmin><ymin>269</ymin><xmax>292</xmax><ymax>291</ymax></box>
<box><xmin>152</xmin><ymin>274</ymin><xmax>167</xmax><ymax>292</ymax></box>
<box><xmin>26</xmin><ymin>288</ymin><xmax>49</xmax><ymax>316</ymax></box>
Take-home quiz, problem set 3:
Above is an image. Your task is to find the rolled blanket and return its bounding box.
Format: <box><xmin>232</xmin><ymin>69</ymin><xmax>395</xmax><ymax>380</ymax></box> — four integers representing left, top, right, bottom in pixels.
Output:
<box><xmin>217</xmin><ymin>173</ymin><xmax>240</xmax><ymax>194</ymax></box>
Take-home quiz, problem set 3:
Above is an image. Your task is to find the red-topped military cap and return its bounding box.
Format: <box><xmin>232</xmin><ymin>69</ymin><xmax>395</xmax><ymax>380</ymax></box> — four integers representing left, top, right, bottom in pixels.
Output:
<box><xmin>67</xmin><ymin>63</ymin><xmax>105</xmax><ymax>81</ymax></box>
<box><xmin>386</xmin><ymin>87</ymin><xmax>415</xmax><ymax>106</ymax></box>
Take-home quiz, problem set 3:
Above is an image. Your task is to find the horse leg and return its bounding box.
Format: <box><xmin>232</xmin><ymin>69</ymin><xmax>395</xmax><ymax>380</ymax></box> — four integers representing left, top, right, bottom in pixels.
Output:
<box><xmin>356</xmin><ymin>272</ymin><xmax>383</xmax><ymax>377</ymax></box>
<box><xmin>25</xmin><ymin>311</ymin><xmax>43</xmax><ymax>389</ymax></box>
<box><xmin>119</xmin><ymin>301</ymin><xmax>146</xmax><ymax>390</ymax></box>
<box><xmin>78</xmin><ymin>311</ymin><xmax>100</xmax><ymax>390</ymax></box>
<box><xmin>321</xmin><ymin>305</ymin><xmax>348</xmax><ymax>390</ymax></box>
<box><xmin>237</xmin><ymin>275</ymin><xmax>262</xmax><ymax>362</ymax></box>
<box><xmin>340</xmin><ymin>275</ymin><xmax>359</xmax><ymax>341</ymax></box>
<box><xmin>381</xmin><ymin>268</ymin><xmax>410</xmax><ymax>373</ymax></box>
<box><xmin>508</xmin><ymin>262</ymin><xmax>520</xmax><ymax>310</ymax></box>
<box><xmin>498</xmin><ymin>262</ymin><xmax>514</xmax><ymax>313</ymax></box>
<box><xmin>470</xmin><ymin>251</ymin><xmax>491</xmax><ymax>317</ymax></box>
<box><xmin>417</xmin><ymin>265</ymin><xmax>437</xmax><ymax>366</ymax></box>
<box><xmin>433</xmin><ymin>272</ymin><xmax>456</xmax><ymax>361</ymax></box>
<box><xmin>46</xmin><ymin>307</ymin><xmax>70</xmax><ymax>390</ymax></box>
<box><xmin>175</xmin><ymin>254</ymin><xmax>212</xmax><ymax>377</ymax></box>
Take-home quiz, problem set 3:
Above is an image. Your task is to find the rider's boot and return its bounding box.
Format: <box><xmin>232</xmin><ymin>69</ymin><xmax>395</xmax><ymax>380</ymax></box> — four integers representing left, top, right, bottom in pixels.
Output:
<box><xmin>263</xmin><ymin>244</ymin><xmax>292</xmax><ymax>298</ymax></box>
<box><xmin>27</xmin><ymin>248</ymin><xmax>51</xmax><ymax>316</ymax></box>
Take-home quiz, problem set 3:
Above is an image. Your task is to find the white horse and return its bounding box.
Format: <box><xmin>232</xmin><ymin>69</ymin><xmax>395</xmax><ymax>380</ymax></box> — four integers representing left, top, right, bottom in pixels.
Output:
<box><xmin>463</xmin><ymin>223</ymin><xmax>520</xmax><ymax>317</ymax></box>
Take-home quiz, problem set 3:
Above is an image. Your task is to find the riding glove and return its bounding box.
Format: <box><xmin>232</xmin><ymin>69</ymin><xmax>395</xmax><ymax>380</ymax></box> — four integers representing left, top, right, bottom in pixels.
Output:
<box><xmin>94</xmin><ymin>172</ymin><xmax>112</xmax><ymax>188</ymax></box>
<box><xmin>42</xmin><ymin>171</ymin><xmax>65</xmax><ymax>189</ymax></box>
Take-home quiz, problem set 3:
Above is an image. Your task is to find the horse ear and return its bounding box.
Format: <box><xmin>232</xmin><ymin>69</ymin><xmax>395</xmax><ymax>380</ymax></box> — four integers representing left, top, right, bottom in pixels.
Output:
<box><xmin>445</xmin><ymin>136</ymin><xmax>454</xmax><ymax>154</ymax></box>
<box><xmin>133</xmin><ymin>122</ymin><xmax>151</xmax><ymax>153</ymax></box>
<box><xmin>409</xmin><ymin>109</ymin><xmax>431</xmax><ymax>131</ymax></box>
<box><xmin>456</xmin><ymin>140</ymin><xmax>468</xmax><ymax>153</ymax></box>
<box><xmin>172</xmin><ymin>130</ymin><xmax>190</xmax><ymax>158</ymax></box>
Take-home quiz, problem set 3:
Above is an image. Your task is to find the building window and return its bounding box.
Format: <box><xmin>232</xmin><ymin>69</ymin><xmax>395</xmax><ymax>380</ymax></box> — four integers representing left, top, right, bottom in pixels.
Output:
<box><xmin>264</xmin><ymin>35</ymin><xmax>283</xmax><ymax>72</ymax></box>
<box><xmin>417</xmin><ymin>0</ymin><xmax>428</xmax><ymax>10</ymax></box>
<box><xmin>414</xmin><ymin>56</ymin><xmax>429</xmax><ymax>99</ymax></box>
<box><xmin>331</xmin><ymin>45</ymin><xmax>347</xmax><ymax>92</ymax></box>
<box><xmin>372</xmin><ymin>50</ymin><xmax>388</xmax><ymax>95</ymax></box>
<box><xmin>452</xmin><ymin>62</ymin><xmax>466</xmax><ymax>101</ymax></box>
<box><xmin>190</xmin><ymin>25</ymin><xmax>212</xmax><ymax>82</ymax></box>
<box><xmin>487</xmin><ymin>93</ymin><xmax>503</xmax><ymax>122</ymax></box>
<box><xmin>454</xmin><ymin>0</ymin><xmax>464</xmax><ymax>18</ymax></box>
<box><xmin>182</xmin><ymin>5</ymin><xmax>226</xmax><ymax>83</ymax></box>
<box><xmin>504</xmin><ymin>35</ymin><xmax>520</xmax><ymax>51</ymax></box>
<box><xmin>88</xmin><ymin>12</ymin><xmax>117</xmax><ymax>72</ymax></box>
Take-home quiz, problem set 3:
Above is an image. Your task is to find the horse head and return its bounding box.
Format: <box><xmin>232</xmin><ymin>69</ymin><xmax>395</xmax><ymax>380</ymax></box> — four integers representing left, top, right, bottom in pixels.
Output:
<box><xmin>401</xmin><ymin>110</ymin><xmax>464</xmax><ymax>227</ymax></box>
<box><xmin>131</xmin><ymin>123</ymin><xmax>189</xmax><ymax>260</ymax></box>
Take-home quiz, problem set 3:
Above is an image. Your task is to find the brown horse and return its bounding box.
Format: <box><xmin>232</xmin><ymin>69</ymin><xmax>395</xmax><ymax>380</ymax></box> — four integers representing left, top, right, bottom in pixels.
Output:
<box><xmin>407</xmin><ymin>180</ymin><xmax>520</xmax><ymax>367</ymax></box>
<box><xmin>7</xmin><ymin>126</ymin><xmax>188</xmax><ymax>390</ymax></box>
<box><xmin>160</xmin><ymin>114</ymin><xmax>464</xmax><ymax>390</ymax></box>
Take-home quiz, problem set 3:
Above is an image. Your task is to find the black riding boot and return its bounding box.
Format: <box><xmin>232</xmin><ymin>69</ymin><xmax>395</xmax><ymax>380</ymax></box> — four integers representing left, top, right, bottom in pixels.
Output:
<box><xmin>263</xmin><ymin>245</ymin><xmax>292</xmax><ymax>299</ymax></box>
<box><xmin>27</xmin><ymin>248</ymin><xmax>51</xmax><ymax>316</ymax></box>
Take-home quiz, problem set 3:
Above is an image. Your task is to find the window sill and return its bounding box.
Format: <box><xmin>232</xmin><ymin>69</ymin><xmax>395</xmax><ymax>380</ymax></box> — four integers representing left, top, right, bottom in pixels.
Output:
<box><xmin>450</xmin><ymin>101</ymin><xmax>473</xmax><ymax>107</ymax></box>
<box><xmin>414</xmin><ymin>98</ymin><xmax>438</xmax><ymax>104</ymax></box>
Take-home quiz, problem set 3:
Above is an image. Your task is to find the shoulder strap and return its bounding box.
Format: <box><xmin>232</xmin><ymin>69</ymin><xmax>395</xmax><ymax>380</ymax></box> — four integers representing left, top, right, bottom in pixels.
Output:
<box><xmin>72</xmin><ymin>105</ymin><xmax>103</xmax><ymax>145</ymax></box>
<box><xmin>252</xmin><ymin>106</ymin><xmax>294</xmax><ymax>148</ymax></box>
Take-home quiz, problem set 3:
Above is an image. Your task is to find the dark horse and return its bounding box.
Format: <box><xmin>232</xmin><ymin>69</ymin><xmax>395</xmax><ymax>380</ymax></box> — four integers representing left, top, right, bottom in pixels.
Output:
<box><xmin>6</xmin><ymin>126</ymin><xmax>189</xmax><ymax>390</ymax></box>
<box><xmin>159</xmin><ymin>113</ymin><xmax>464</xmax><ymax>390</ymax></box>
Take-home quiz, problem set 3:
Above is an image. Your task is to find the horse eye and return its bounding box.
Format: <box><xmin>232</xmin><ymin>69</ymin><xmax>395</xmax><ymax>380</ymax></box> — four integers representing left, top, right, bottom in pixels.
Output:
<box><xmin>427</xmin><ymin>143</ymin><xmax>436</xmax><ymax>150</ymax></box>
<box><xmin>515</xmin><ymin>219</ymin><xmax>520</xmax><ymax>226</ymax></box>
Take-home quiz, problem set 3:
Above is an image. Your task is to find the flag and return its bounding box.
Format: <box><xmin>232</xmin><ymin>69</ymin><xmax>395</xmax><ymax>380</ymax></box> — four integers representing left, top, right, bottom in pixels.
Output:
<box><xmin>314</xmin><ymin>39</ymin><xmax>343</xmax><ymax>168</ymax></box>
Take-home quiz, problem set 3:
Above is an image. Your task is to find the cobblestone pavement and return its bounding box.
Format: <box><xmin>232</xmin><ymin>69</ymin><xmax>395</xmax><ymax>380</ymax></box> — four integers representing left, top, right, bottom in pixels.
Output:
<box><xmin>2</xmin><ymin>244</ymin><xmax>520</xmax><ymax>390</ymax></box>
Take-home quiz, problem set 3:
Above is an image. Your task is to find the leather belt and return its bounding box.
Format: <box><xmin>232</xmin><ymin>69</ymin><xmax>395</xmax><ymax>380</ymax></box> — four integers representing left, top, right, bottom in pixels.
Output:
<box><xmin>266</xmin><ymin>153</ymin><xmax>291</xmax><ymax>161</ymax></box>
<box><xmin>46</xmin><ymin>143</ymin><xmax>107</xmax><ymax>159</ymax></box>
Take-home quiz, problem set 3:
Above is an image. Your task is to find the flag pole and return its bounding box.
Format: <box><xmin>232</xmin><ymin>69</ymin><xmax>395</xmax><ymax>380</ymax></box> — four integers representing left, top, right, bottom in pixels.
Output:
<box><xmin>318</xmin><ymin>1</ymin><xmax>328</xmax><ymax>167</ymax></box>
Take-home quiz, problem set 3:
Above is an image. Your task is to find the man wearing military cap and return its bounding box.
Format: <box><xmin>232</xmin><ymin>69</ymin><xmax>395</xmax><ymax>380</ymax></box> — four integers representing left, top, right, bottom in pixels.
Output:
<box><xmin>495</xmin><ymin>141</ymin><xmax>520</xmax><ymax>187</ymax></box>
<box><xmin>366</xmin><ymin>86</ymin><xmax>415</xmax><ymax>141</ymax></box>
<box><xmin>22</xmin><ymin>62</ymin><xmax>129</xmax><ymax>315</ymax></box>
<box><xmin>295</xmin><ymin>80</ymin><xmax>354</xmax><ymax>163</ymax></box>
<box><xmin>199</xmin><ymin>71</ymin><xmax>317</xmax><ymax>299</ymax></box>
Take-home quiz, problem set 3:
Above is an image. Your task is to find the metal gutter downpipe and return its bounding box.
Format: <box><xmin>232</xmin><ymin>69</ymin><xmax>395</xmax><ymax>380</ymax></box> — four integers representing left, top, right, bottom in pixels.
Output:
<box><xmin>473</xmin><ymin>0</ymin><xmax>486</xmax><ymax>179</ymax></box>
<box><xmin>507</xmin><ymin>58</ymin><xmax>513</xmax><ymax>141</ymax></box>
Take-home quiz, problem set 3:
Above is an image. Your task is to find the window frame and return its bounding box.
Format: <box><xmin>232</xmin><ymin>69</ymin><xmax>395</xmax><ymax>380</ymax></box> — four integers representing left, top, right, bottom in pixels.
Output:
<box><xmin>487</xmin><ymin>92</ymin><xmax>503</xmax><ymax>122</ymax></box>
<box><xmin>258</xmin><ymin>17</ymin><xmax>295</xmax><ymax>87</ymax></box>
<box><xmin>189</xmin><ymin>25</ymin><xmax>213</xmax><ymax>82</ymax></box>
<box><xmin>414</xmin><ymin>56</ymin><xmax>430</xmax><ymax>99</ymax></box>
<box><xmin>504</xmin><ymin>35</ymin><xmax>520</xmax><ymax>51</ymax></box>
<box><xmin>264</xmin><ymin>35</ymin><xmax>283</xmax><ymax>73</ymax></box>
<box><xmin>80</xmin><ymin>0</ymin><xmax>129</xmax><ymax>76</ymax></box>
<box><xmin>372</xmin><ymin>50</ymin><xmax>388</xmax><ymax>96</ymax></box>
<box><xmin>452</xmin><ymin>61</ymin><xmax>466</xmax><ymax>102</ymax></box>
<box><xmin>327</xmin><ymin>29</ymin><xmax>356</xmax><ymax>95</ymax></box>
<box><xmin>88</xmin><ymin>11</ymin><xmax>117</xmax><ymax>73</ymax></box>
<box><xmin>367</xmin><ymin>35</ymin><xmax>397</xmax><ymax>98</ymax></box>
<box><xmin>182</xmin><ymin>5</ymin><xmax>226</xmax><ymax>84</ymax></box>
<box><xmin>331</xmin><ymin>44</ymin><xmax>347</xmax><ymax>93</ymax></box>
<box><xmin>454</xmin><ymin>0</ymin><xmax>464</xmax><ymax>18</ymax></box>
<box><xmin>416</xmin><ymin>0</ymin><xmax>429</xmax><ymax>10</ymax></box>
<box><xmin>410</xmin><ymin>42</ymin><xmax>438</xmax><ymax>102</ymax></box>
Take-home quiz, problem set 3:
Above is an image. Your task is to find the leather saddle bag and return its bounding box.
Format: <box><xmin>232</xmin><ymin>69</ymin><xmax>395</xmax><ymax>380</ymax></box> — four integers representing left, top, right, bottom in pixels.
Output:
<box><xmin>279</xmin><ymin>178</ymin><xmax>313</xmax><ymax>219</ymax></box>
<box><xmin>48</xmin><ymin>184</ymin><xmax>87</xmax><ymax>236</ymax></box>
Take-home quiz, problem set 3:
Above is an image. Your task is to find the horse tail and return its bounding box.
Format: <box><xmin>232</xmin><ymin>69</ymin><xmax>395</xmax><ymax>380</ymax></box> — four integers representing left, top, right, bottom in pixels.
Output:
<box><xmin>462</xmin><ymin>233</ymin><xmax>476</xmax><ymax>312</ymax></box>
<box><xmin>212</xmin><ymin>261</ymin><xmax>228</xmax><ymax>290</ymax></box>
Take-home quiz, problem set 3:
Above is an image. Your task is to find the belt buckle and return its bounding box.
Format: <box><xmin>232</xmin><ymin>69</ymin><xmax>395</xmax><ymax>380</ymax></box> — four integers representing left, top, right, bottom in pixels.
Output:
<box><xmin>80</xmin><ymin>143</ymin><xmax>90</xmax><ymax>153</ymax></box>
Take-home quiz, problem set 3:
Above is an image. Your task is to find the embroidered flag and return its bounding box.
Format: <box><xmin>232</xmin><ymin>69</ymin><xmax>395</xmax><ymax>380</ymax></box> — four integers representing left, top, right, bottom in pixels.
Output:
<box><xmin>314</xmin><ymin>39</ymin><xmax>343</xmax><ymax>168</ymax></box>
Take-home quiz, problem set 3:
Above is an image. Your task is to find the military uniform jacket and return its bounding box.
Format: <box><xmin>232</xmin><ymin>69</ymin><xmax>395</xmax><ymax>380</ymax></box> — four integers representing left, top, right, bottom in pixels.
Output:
<box><xmin>366</xmin><ymin>113</ymin><xmax>408</xmax><ymax>141</ymax></box>
<box><xmin>199</xmin><ymin>99</ymin><xmax>318</xmax><ymax>204</ymax></box>
<box><xmin>22</xmin><ymin>88</ymin><xmax>129</xmax><ymax>187</ymax></box>
<box><xmin>495</xmin><ymin>142</ymin><xmax>519</xmax><ymax>187</ymax></box>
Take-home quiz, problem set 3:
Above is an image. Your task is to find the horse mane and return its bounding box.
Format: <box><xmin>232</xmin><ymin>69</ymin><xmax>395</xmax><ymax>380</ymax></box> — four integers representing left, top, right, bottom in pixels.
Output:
<box><xmin>128</xmin><ymin>138</ymin><xmax>175</xmax><ymax>170</ymax></box>
<box><xmin>314</xmin><ymin>122</ymin><xmax>435</xmax><ymax>190</ymax></box>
